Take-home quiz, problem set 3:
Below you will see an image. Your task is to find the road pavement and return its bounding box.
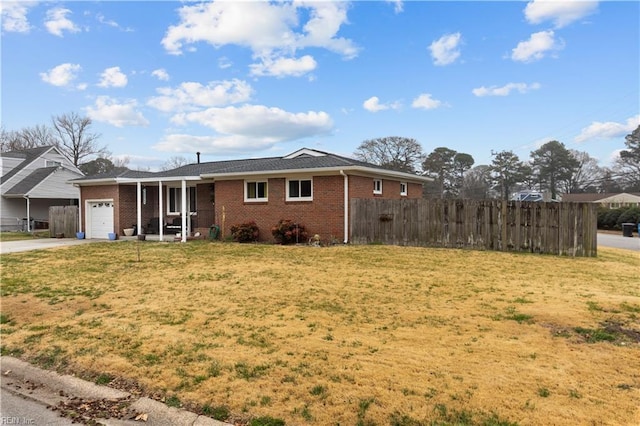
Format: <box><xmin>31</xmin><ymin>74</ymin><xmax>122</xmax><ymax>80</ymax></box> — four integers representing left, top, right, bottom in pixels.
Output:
<box><xmin>597</xmin><ymin>232</ymin><xmax>640</xmax><ymax>251</ymax></box>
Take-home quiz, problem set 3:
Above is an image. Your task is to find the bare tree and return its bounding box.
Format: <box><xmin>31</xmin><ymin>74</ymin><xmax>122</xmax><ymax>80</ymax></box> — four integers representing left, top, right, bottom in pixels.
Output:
<box><xmin>160</xmin><ymin>155</ymin><xmax>190</xmax><ymax>171</ymax></box>
<box><xmin>564</xmin><ymin>150</ymin><xmax>603</xmax><ymax>193</ymax></box>
<box><xmin>52</xmin><ymin>112</ymin><xmax>105</xmax><ymax>166</ymax></box>
<box><xmin>354</xmin><ymin>136</ymin><xmax>424</xmax><ymax>173</ymax></box>
<box><xmin>0</xmin><ymin>125</ymin><xmax>57</xmax><ymax>152</ymax></box>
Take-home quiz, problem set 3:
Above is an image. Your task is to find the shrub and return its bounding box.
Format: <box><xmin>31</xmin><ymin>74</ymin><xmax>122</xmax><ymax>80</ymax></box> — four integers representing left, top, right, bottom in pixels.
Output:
<box><xmin>617</xmin><ymin>206</ymin><xmax>640</xmax><ymax>226</ymax></box>
<box><xmin>597</xmin><ymin>206</ymin><xmax>640</xmax><ymax>230</ymax></box>
<box><xmin>271</xmin><ymin>219</ymin><xmax>308</xmax><ymax>245</ymax></box>
<box><xmin>230</xmin><ymin>221</ymin><xmax>259</xmax><ymax>243</ymax></box>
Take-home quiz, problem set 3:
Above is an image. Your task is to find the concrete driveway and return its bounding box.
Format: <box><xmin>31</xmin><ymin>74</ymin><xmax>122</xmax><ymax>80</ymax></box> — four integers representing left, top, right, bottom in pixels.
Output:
<box><xmin>0</xmin><ymin>237</ymin><xmax>97</xmax><ymax>254</ymax></box>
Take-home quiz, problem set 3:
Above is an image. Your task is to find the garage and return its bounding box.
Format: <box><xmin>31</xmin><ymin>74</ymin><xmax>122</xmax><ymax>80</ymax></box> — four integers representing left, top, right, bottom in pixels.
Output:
<box><xmin>87</xmin><ymin>201</ymin><xmax>114</xmax><ymax>239</ymax></box>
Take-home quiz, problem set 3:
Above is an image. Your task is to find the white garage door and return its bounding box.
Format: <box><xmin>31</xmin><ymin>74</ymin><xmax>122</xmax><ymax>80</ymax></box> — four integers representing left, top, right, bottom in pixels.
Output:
<box><xmin>88</xmin><ymin>201</ymin><xmax>114</xmax><ymax>239</ymax></box>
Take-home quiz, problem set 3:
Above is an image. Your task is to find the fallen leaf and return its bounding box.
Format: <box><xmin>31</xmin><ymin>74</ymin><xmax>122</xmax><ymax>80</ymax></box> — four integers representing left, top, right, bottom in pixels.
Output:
<box><xmin>135</xmin><ymin>413</ymin><xmax>148</xmax><ymax>422</ymax></box>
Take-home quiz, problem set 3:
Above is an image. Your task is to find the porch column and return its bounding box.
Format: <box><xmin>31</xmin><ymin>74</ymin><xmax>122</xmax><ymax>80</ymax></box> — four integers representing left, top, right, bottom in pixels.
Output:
<box><xmin>24</xmin><ymin>196</ymin><xmax>31</xmax><ymax>232</ymax></box>
<box><xmin>181</xmin><ymin>179</ymin><xmax>187</xmax><ymax>243</ymax></box>
<box><xmin>136</xmin><ymin>182</ymin><xmax>142</xmax><ymax>237</ymax></box>
<box><xmin>158</xmin><ymin>181</ymin><xmax>163</xmax><ymax>240</ymax></box>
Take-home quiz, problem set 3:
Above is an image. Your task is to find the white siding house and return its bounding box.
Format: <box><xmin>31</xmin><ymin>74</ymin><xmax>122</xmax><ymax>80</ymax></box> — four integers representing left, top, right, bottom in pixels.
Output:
<box><xmin>1</xmin><ymin>146</ymin><xmax>83</xmax><ymax>231</ymax></box>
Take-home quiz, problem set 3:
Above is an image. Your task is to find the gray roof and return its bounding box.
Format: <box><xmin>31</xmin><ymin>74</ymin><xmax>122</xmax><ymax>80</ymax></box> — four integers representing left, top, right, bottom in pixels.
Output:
<box><xmin>5</xmin><ymin>167</ymin><xmax>58</xmax><ymax>195</ymax></box>
<box><xmin>562</xmin><ymin>192</ymin><xmax>640</xmax><ymax>202</ymax></box>
<box><xmin>1</xmin><ymin>146</ymin><xmax>53</xmax><ymax>184</ymax></box>
<box><xmin>74</xmin><ymin>149</ymin><xmax>428</xmax><ymax>182</ymax></box>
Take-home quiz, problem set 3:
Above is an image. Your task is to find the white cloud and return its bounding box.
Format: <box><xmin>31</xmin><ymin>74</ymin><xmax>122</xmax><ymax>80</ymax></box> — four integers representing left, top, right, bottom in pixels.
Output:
<box><xmin>45</xmin><ymin>7</ymin><xmax>80</xmax><ymax>37</ymax></box>
<box><xmin>95</xmin><ymin>12</ymin><xmax>132</xmax><ymax>32</ymax></box>
<box><xmin>575</xmin><ymin>115</ymin><xmax>640</xmax><ymax>143</ymax></box>
<box><xmin>511</xmin><ymin>30</ymin><xmax>563</xmax><ymax>62</ymax></box>
<box><xmin>98</xmin><ymin>67</ymin><xmax>128</xmax><ymax>88</ymax></box>
<box><xmin>85</xmin><ymin>96</ymin><xmax>149</xmax><ymax>128</ymax></box>
<box><xmin>156</xmin><ymin>105</ymin><xmax>333</xmax><ymax>154</ymax></box>
<box><xmin>525</xmin><ymin>0</ymin><xmax>598</xmax><ymax>28</ymax></box>
<box><xmin>386</xmin><ymin>0</ymin><xmax>404</xmax><ymax>14</ymax></box>
<box><xmin>411</xmin><ymin>93</ymin><xmax>444</xmax><ymax>110</ymax></box>
<box><xmin>40</xmin><ymin>63</ymin><xmax>83</xmax><ymax>88</ymax></box>
<box><xmin>161</xmin><ymin>1</ymin><xmax>357</xmax><ymax>77</ymax></box>
<box><xmin>472</xmin><ymin>82</ymin><xmax>541</xmax><ymax>97</ymax></box>
<box><xmin>363</xmin><ymin>96</ymin><xmax>401</xmax><ymax>112</ymax></box>
<box><xmin>147</xmin><ymin>79</ymin><xmax>253</xmax><ymax>113</ymax></box>
<box><xmin>151</xmin><ymin>69</ymin><xmax>170</xmax><ymax>81</ymax></box>
<box><xmin>429</xmin><ymin>32</ymin><xmax>462</xmax><ymax>66</ymax></box>
<box><xmin>250</xmin><ymin>55</ymin><xmax>317</xmax><ymax>78</ymax></box>
<box><xmin>1</xmin><ymin>1</ymin><xmax>36</xmax><ymax>33</ymax></box>
<box><xmin>218</xmin><ymin>57</ymin><xmax>233</xmax><ymax>69</ymax></box>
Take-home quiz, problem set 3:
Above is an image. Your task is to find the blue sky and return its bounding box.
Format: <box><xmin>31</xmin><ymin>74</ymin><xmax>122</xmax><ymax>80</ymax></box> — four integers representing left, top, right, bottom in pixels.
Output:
<box><xmin>2</xmin><ymin>0</ymin><xmax>638</xmax><ymax>171</ymax></box>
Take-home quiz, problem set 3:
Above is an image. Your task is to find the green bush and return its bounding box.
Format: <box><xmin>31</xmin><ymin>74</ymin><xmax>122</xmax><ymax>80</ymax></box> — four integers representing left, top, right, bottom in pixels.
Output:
<box><xmin>271</xmin><ymin>219</ymin><xmax>309</xmax><ymax>245</ymax></box>
<box><xmin>230</xmin><ymin>221</ymin><xmax>259</xmax><ymax>243</ymax></box>
<box><xmin>598</xmin><ymin>207</ymin><xmax>624</xmax><ymax>230</ymax></box>
<box><xmin>617</xmin><ymin>207</ymin><xmax>640</xmax><ymax>226</ymax></box>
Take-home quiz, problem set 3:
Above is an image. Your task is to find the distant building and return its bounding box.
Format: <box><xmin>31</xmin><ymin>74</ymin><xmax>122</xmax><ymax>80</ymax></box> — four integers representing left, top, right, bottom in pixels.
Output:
<box><xmin>561</xmin><ymin>193</ymin><xmax>640</xmax><ymax>209</ymax></box>
<box><xmin>1</xmin><ymin>146</ymin><xmax>83</xmax><ymax>231</ymax></box>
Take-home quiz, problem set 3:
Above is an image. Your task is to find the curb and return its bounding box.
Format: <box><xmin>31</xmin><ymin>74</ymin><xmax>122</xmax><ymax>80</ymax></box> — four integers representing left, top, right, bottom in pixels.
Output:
<box><xmin>0</xmin><ymin>357</ymin><xmax>231</xmax><ymax>426</ymax></box>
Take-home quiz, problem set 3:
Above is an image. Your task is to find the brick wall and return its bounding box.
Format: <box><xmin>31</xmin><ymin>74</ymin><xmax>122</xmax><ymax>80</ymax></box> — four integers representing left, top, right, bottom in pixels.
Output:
<box><xmin>214</xmin><ymin>174</ymin><xmax>423</xmax><ymax>243</ymax></box>
<box><xmin>80</xmin><ymin>175</ymin><xmax>424</xmax><ymax>241</ymax></box>
<box><xmin>80</xmin><ymin>185</ymin><xmax>119</xmax><ymax>233</ymax></box>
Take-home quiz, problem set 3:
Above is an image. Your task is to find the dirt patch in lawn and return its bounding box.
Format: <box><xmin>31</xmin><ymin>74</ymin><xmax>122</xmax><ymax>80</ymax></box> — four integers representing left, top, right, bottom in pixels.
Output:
<box><xmin>1</xmin><ymin>242</ymin><xmax>639</xmax><ymax>425</ymax></box>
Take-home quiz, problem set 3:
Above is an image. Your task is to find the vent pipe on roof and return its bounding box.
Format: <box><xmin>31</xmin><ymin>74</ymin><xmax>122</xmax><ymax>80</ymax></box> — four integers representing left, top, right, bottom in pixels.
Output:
<box><xmin>196</xmin><ymin>152</ymin><xmax>201</xmax><ymax>164</ymax></box>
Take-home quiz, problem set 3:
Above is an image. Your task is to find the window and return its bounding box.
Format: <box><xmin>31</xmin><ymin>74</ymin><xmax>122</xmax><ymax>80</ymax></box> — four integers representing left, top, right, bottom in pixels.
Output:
<box><xmin>245</xmin><ymin>181</ymin><xmax>268</xmax><ymax>202</ymax></box>
<box><xmin>168</xmin><ymin>187</ymin><xmax>196</xmax><ymax>214</ymax></box>
<box><xmin>400</xmin><ymin>182</ymin><xmax>407</xmax><ymax>196</ymax></box>
<box><xmin>373</xmin><ymin>179</ymin><xmax>383</xmax><ymax>195</ymax></box>
<box><xmin>287</xmin><ymin>178</ymin><xmax>313</xmax><ymax>201</ymax></box>
<box><xmin>45</xmin><ymin>160</ymin><xmax>61</xmax><ymax>167</ymax></box>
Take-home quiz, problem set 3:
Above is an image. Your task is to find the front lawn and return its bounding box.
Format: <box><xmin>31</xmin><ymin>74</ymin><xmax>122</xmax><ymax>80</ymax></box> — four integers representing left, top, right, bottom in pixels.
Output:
<box><xmin>0</xmin><ymin>242</ymin><xmax>638</xmax><ymax>425</ymax></box>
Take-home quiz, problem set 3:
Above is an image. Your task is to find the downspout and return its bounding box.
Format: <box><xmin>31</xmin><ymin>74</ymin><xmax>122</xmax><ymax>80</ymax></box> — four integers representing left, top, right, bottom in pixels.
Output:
<box><xmin>339</xmin><ymin>170</ymin><xmax>348</xmax><ymax>244</ymax></box>
<box><xmin>24</xmin><ymin>196</ymin><xmax>31</xmax><ymax>232</ymax></box>
<box><xmin>136</xmin><ymin>181</ymin><xmax>142</xmax><ymax>237</ymax></box>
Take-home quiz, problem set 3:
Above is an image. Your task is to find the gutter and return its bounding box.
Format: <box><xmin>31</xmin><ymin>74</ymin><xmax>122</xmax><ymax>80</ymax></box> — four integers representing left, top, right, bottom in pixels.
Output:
<box><xmin>340</xmin><ymin>170</ymin><xmax>348</xmax><ymax>244</ymax></box>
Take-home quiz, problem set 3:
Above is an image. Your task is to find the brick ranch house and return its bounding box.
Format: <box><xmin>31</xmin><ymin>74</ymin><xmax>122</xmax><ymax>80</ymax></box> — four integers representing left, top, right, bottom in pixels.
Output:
<box><xmin>71</xmin><ymin>148</ymin><xmax>432</xmax><ymax>243</ymax></box>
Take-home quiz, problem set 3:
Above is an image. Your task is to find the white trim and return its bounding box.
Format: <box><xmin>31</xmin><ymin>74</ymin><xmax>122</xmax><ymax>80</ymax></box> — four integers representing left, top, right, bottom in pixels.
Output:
<box><xmin>400</xmin><ymin>181</ymin><xmax>407</xmax><ymax>196</ymax></box>
<box><xmin>286</xmin><ymin>177</ymin><xmax>313</xmax><ymax>201</ymax></box>
<box><xmin>373</xmin><ymin>179</ymin><xmax>383</xmax><ymax>195</ymax></box>
<box><xmin>282</xmin><ymin>148</ymin><xmax>327</xmax><ymax>159</ymax></box>
<box><xmin>244</xmin><ymin>180</ymin><xmax>268</xmax><ymax>202</ymax></box>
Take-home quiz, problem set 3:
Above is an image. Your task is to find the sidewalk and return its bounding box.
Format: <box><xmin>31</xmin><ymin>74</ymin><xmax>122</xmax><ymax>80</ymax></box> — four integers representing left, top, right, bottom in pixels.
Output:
<box><xmin>0</xmin><ymin>357</ymin><xmax>231</xmax><ymax>426</ymax></box>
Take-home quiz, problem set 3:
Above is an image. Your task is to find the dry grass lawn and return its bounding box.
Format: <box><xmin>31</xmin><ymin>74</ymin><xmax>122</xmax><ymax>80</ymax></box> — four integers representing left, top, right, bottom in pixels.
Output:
<box><xmin>1</xmin><ymin>241</ymin><xmax>639</xmax><ymax>425</ymax></box>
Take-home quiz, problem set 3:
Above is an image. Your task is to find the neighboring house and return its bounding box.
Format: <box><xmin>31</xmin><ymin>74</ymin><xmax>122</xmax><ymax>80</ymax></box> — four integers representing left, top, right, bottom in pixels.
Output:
<box><xmin>1</xmin><ymin>146</ymin><xmax>83</xmax><ymax>231</ymax></box>
<box><xmin>561</xmin><ymin>192</ymin><xmax>640</xmax><ymax>209</ymax></box>
<box><xmin>71</xmin><ymin>148</ymin><xmax>432</xmax><ymax>242</ymax></box>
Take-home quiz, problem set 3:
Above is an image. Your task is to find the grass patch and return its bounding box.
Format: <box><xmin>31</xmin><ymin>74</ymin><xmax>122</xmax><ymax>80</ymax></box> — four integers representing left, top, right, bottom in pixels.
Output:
<box><xmin>574</xmin><ymin>327</ymin><xmax>617</xmax><ymax>343</ymax></box>
<box><xmin>0</xmin><ymin>243</ymin><xmax>638</xmax><ymax>425</ymax></box>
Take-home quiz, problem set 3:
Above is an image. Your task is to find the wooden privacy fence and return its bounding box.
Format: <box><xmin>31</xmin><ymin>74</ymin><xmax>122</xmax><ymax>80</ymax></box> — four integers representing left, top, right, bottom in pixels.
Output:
<box><xmin>350</xmin><ymin>199</ymin><xmax>597</xmax><ymax>257</ymax></box>
<box><xmin>49</xmin><ymin>206</ymin><xmax>78</xmax><ymax>238</ymax></box>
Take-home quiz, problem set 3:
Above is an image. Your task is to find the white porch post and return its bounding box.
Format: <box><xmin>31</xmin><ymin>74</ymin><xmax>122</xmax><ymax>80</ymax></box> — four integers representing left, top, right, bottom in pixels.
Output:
<box><xmin>136</xmin><ymin>182</ymin><xmax>142</xmax><ymax>237</ymax></box>
<box><xmin>24</xmin><ymin>196</ymin><xmax>31</xmax><ymax>232</ymax></box>
<box><xmin>158</xmin><ymin>181</ymin><xmax>163</xmax><ymax>240</ymax></box>
<box><xmin>181</xmin><ymin>179</ymin><xmax>187</xmax><ymax>243</ymax></box>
